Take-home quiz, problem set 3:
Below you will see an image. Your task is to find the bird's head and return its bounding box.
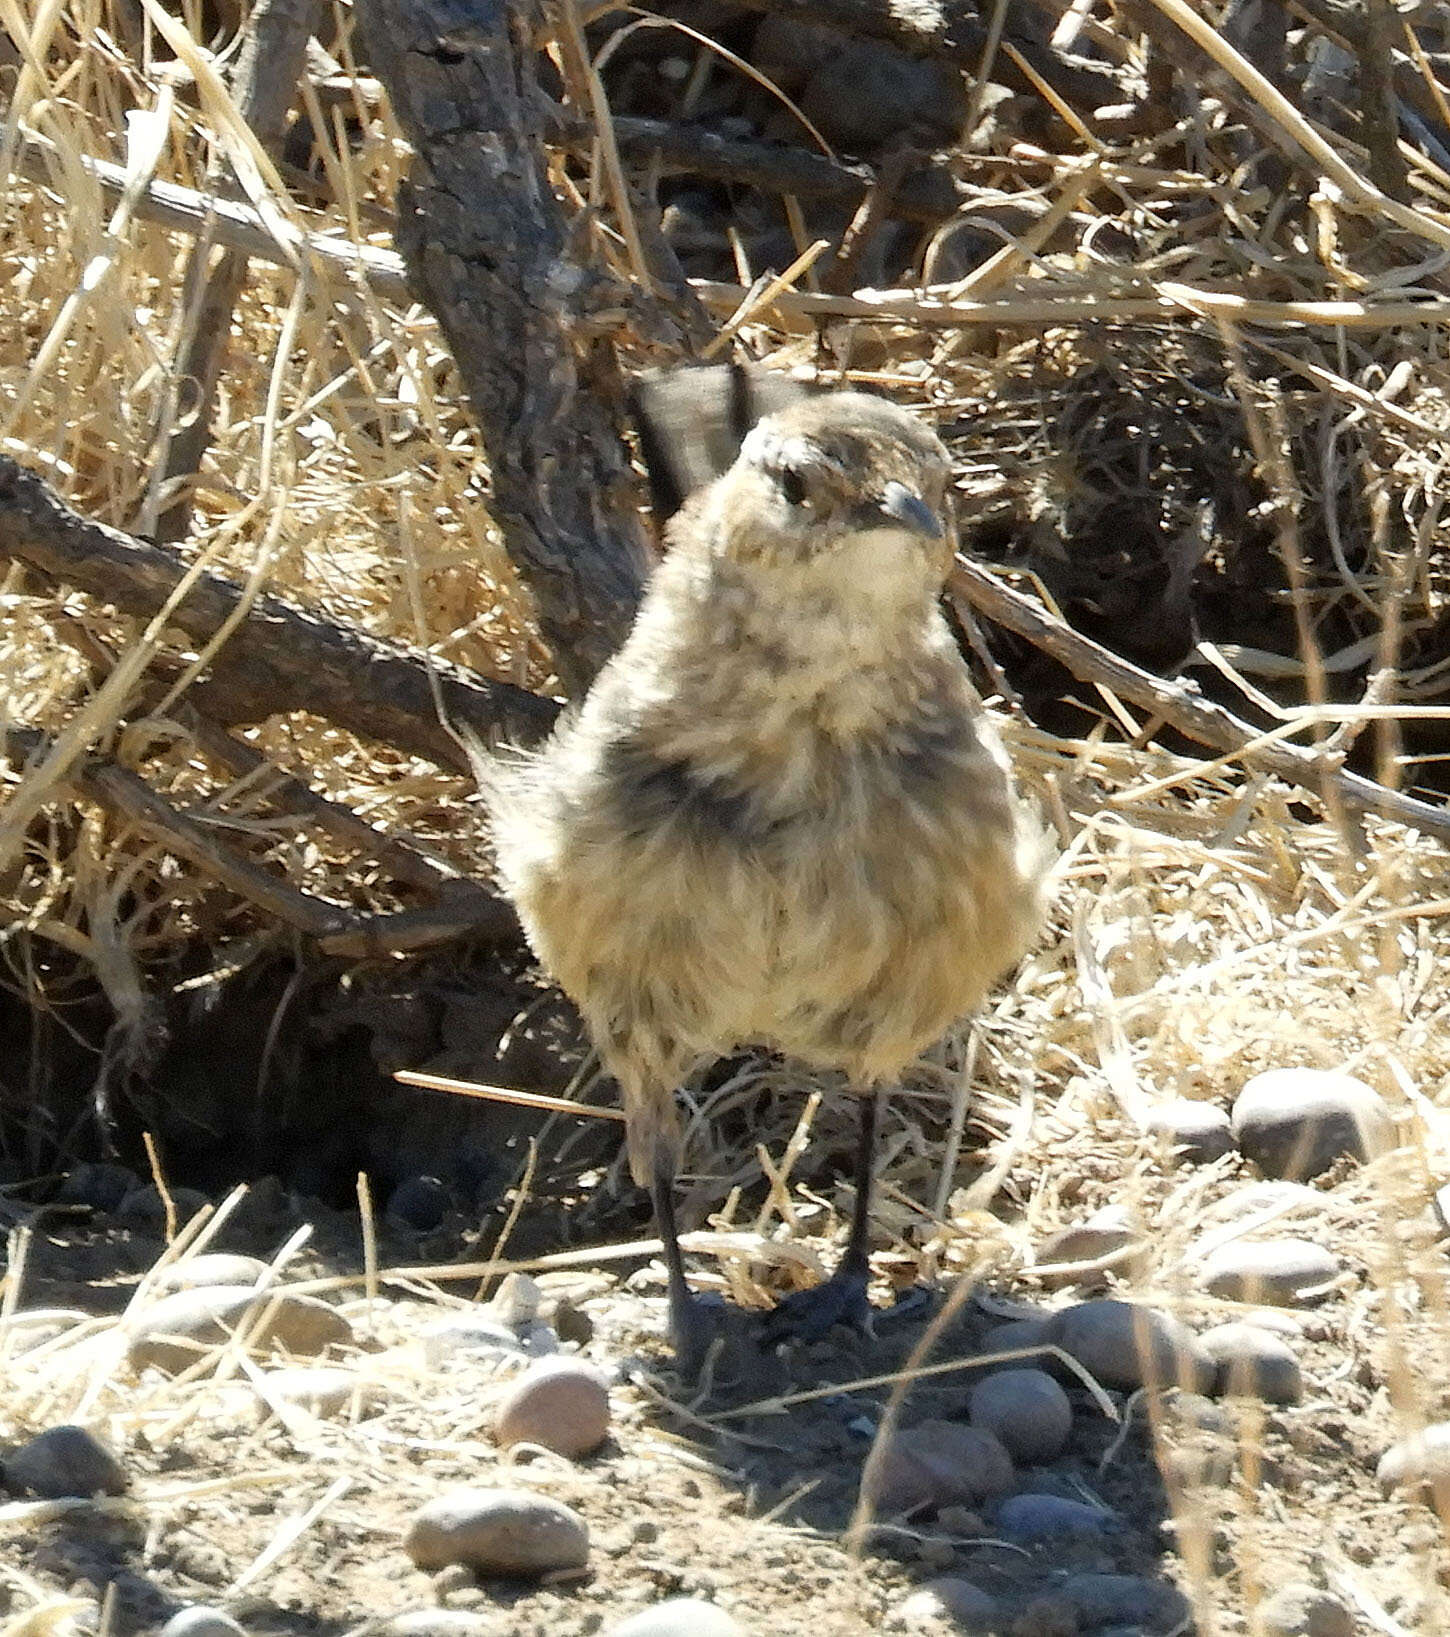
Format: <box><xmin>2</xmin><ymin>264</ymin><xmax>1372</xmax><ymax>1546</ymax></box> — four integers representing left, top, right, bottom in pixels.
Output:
<box><xmin>707</xmin><ymin>392</ymin><xmax>955</xmax><ymax>596</ymax></box>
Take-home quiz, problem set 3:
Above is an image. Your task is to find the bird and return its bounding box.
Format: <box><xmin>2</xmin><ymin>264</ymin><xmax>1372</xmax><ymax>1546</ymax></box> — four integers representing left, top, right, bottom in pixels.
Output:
<box><xmin>482</xmin><ymin>370</ymin><xmax>1049</xmax><ymax>1367</ymax></box>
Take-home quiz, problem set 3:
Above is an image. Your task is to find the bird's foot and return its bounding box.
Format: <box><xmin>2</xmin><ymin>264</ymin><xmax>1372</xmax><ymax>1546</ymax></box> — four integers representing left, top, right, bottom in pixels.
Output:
<box><xmin>759</xmin><ymin>1267</ymin><xmax>873</xmax><ymax>1346</ymax></box>
<box><xmin>667</xmin><ymin>1288</ymin><xmax>727</xmax><ymax>1379</ymax></box>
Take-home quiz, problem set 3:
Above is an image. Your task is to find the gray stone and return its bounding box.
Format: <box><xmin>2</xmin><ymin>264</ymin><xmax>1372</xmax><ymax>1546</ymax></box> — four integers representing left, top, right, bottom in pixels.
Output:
<box><xmin>1145</xmin><ymin>1100</ymin><xmax>1235</xmax><ymax>1164</ymax></box>
<box><xmin>255</xmin><ymin>1366</ymin><xmax>379</xmax><ymax>1419</ymax></box>
<box><xmin>118</xmin><ymin>1184</ymin><xmax>210</xmax><ymax>1229</ymax></box>
<box><xmin>1256</xmin><ymin>1583</ymin><xmax>1354</xmax><ymax>1637</ymax></box>
<box><xmin>895</xmin><ymin>1578</ymin><xmax>997</xmax><ymax>1632</ymax></box>
<box><xmin>1036</xmin><ymin>1206</ymin><xmax>1147</xmax><ymax>1284</ymax></box>
<box><xmin>1058</xmin><ymin>1574</ymin><xmax>1192</xmax><ymax>1633</ymax></box>
<box><xmin>403</xmin><ymin>1487</ymin><xmax>589</xmax><ymax>1576</ymax></box>
<box><xmin>799</xmin><ymin>41</ymin><xmax>967</xmax><ymax>151</ymax></box>
<box><xmin>495</xmin><ymin>1358</ymin><xmax>611</xmax><ymax>1458</ymax></box>
<box><xmin>1051</xmin><ymin>1300</ymin><xmax>1215</xmax><ymax>1394</ymax></box>
<box><xmin>1199</xmin><ymin>1239</ymin><xmax>1339</xmax><ymax>1306</ymax></box>
<box><xmin>56</xmin><ymin>1162</ymin><xmax>137</xmax><ymax>1212</ymax></box>
<box><xmin>865</xmin><ymin>1419</ymin><xmax>1015</xmax><ymax>1515</ymax></box>
<box><xmin>976</xmin><ymin>1318</ymin><xmax>1056</xmax><ymax>1372</ymax></box>
<box><xmin>995</xmin><ymin>1492</ymin><xmax>1110</xmax><ymax>1542</ymax></box>
<box><xmin>968</xmin><ymin>1369</ymin><xmax>1073</xmax><ymax>1463</ymax></box>
<box><xmin>386</xmin><ymin>1175</ymin><xmax>451</xmax><ymax>1232</ymax></box>
<box><xmin>125</xmin><ymin>1286</ymin><xmax>352</xmax><ymax>1373</ymax></box>
<box><xmin>370</xmin><ymin>1616</ymin><xmax>499</xmax><ymax>1637</ymax></box>
<box><xmin>1231</xmin><ymin>1067</ymin><xmax>1394</xmax><ymax>1180</ymax></box>
<box><xmin>152</xmin><ymin>1254</ymin><xmax>271</xmax><ymax>1293</ymax></box>
<box><xmin>607</xmin><ymin>1599</ymin><xmax>746</xmax><ymax>1637</ymax></box>
<box><xmin>158</xmin><ymin>1609</ymin><xmax>247</xmax><ymax>1637</ymax></box>
<box><xmin>3</xmin><ymin>1424</ymin><xmax>127</xmax><ymax>1498</ymax></box>
<box><xmin>1377</xmin><ymin>1422</ymin><xmax>1450</xmax><ymax>1502</ymax></box>
<box><xmin>1200</xmin><ymin>1323</ymin><xmax>1302</xmax><ymax>1402</ymax></box>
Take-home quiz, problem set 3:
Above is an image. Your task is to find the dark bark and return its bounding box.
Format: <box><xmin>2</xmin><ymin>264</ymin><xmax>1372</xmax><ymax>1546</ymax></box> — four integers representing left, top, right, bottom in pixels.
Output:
<box><xmin>0</xmin><ymin>456</ymin><xmax>560</xmax><ymax>770</ymax></box>
<box><xmin>358</xmin><ymin>0</ymin><xmax>651</xmax><ymax>696</ymax></box>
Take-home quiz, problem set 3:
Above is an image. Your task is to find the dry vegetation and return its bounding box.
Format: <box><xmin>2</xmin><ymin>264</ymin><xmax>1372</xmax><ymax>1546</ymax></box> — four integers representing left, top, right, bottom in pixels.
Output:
<box><xmin>7</xmin><ymin>0</ymin><xmax>1450</xmax><ymax>1630</ymax></box>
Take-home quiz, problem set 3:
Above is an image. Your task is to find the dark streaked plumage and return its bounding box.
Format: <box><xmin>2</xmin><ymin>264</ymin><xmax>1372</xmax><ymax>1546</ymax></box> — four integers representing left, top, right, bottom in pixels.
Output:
<box><xmin>484</xmin><ymin>376</ymin><xmax>1049</xmax><ymax>1360</ymax></box>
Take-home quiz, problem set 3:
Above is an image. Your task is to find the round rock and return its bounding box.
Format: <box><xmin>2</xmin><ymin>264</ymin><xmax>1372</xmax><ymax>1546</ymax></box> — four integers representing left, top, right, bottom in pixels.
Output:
<box><xmin>895</xmin><ymin>1579</ymin><xmax>996</xmax><ymax>1633</ymax></box>
<box><xmin>1200</xmin><ymin>1323</ymin><xmax>1302</xmax><ymax>1402</ymax></box>
<box><xmin>1146</xmin><ymin>1100</ymin><xmax>1235</xmax><ymax>1165</ymax></box>
<box><xmin>1199</xmin><ymin>1239</ymin><xmax>1339</xmax><ymax>1306</ymax></box>
<box><xmin>256</xmin><ymin>1366</ymin><xmax>379</xmax><ymax>1419</ymax></box>
<box><xmin>976</xmin><ymin>1318</ymin><xmax>1056</xmax><ymax>1372</ymax></box>
<box><xmin>1051</xmin><ymin>1300</ymin><xmax>1215</xmax><ymax>1395</ymax></box>
<box><xmin>158</xmin><ymin>1609</ymin><xmax>248</xmax><ymax>1637</ymax></box>
<box><xmin>968</xmin><ymin>1369</ymin><xmax>1073</xmax><ymax>1464</ymax></box>
<box><xmin>607</xmin><ymin>1599</ymin><xmax>746</xmax><ymax>1637</ymax></box>
<box><xmin>387</xmin><ymin>1175</ymin><xmax>451</xmax><ymax>1232</ymax></box>
<box><xmin>1256</xmin><ymin>1583</ymin><xmax>1354</xmax><ymax>1637</ymax></box>
<box><xmin>118</xmin><ymin>1184</ymin><xmax>210</xmax><ymax>1229</ymax></box>
<box><xmin>2</xmin><ymin>1425</ymin><xmax>127</xmax><ymax>1498</ymax></box>
<box><xmin>1058</xmin><ymin>1573</ymin><xmax>1192</xmax><ymax>1634</ymax></box>
<box><xmin>56</xmin><ymin>1162</ymin><xmax>137</xmax><ymax>1212</ymax></box>
<box><xmin>865</xmin><ymin>1419</ymin><xmax>1014</xmax><ymax>1515</ymax></box>
<box><xmin>403</xmin><ymin>1486</ymin><xmax>589</xmax><ymax>1576</ymax></box>
<box><xmin>995</xmin><ymin>1492</ymin><xmax>1110</xmax><ymax>1543</ymax></box>
<box><xmin>152</xmin><ymin>1254</ymin><xmax>272</xmax><ymax>1293</ymax></box>
<box><xmin>370</xmin><ymin>1615</ymin><xmax>499</xmax><ymax>1637</ymax></box>
<box><xmin>125</xmin><ymin>1286</ymin><xmax>352</xmax><ymax>1373</ymax></box>
<box><xmin>495</xmin><ymin>1358</ymin><xmax>611</xmax><ymax>1458</ymax></box>
<box><xmin>1035</xmin><ymin>1206</ymin><xmax>1146</xmax><ymax>1285</ymax></box>
<box><xmin>1231</xmin><ymin>1067</ymin><xmax>1394</xmax><ymax>1180</ymax></box>
<box><xmin>1377</xmin><ymin>1422</ymin><xmax>1450</xmax><ymax>1502</ymax></box>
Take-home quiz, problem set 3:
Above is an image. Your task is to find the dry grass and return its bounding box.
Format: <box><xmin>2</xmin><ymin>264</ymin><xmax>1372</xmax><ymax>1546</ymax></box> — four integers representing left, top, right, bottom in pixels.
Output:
<box><xmin>7</xmin><ymin>0</ymin><xmax>1450</xmax><ymax>1627</ymax></box>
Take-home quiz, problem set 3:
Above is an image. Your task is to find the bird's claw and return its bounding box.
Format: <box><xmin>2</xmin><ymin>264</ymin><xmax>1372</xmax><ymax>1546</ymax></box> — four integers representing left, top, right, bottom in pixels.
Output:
<box><xmin>759</xmin><ymin>1269</ymin><xmax>873</xmax><ymax>1345</ymax></box>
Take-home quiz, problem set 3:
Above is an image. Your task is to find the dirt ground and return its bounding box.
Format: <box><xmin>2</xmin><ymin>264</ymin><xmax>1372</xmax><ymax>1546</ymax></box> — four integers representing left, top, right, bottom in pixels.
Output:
<box><xmin>3</xmin><ymin>1059</ymin><xmax>1449</xmax><ymax>1637</ymax></box>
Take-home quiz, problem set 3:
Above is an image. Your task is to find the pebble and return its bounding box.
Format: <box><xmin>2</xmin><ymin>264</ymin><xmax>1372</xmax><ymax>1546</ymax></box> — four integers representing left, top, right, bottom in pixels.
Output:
<box><xmin>1200</xmin><ymin>1322</ymin><xmax>1303</xmax><ymax>1402</ymax></box>
<box><xmin>158</xmin><ymin>1609</ymin><xmax>248</xmax><ymax>1637</ymax></box>
<box><xmin>1058</xmin><ymin>1573</ymin><xmax>1192</xmax><ymax>1633</ymax></box>
<box><xmin>494</xmin><ymin>1358</ymin><xmax>611</xmax><ymax>1457</ymax></box>
<box><xmin>607</xmin><ymin>1599</ymin><xmax>746</xmax><ymax>1637</ymax></box>
<box><xmin>152</xmin><ymin>1254</ymin><xmax>272</xmax><ymax>1292</ymax></box>
<box><xmin>895</xmin><ymin>1579</ymin><xmax>997</xmax><ymax>1632</ymax></box>
<box><xmin>977</xmin><ymin>1318</ymin><xmax>1056</xmax><ymax>1371</ymax></box>
<box><xmin>370</xmin><ymin>1615</ymin><xmax>499</xmax><ymax>1637</ymax></box>
<box><xmin>403</xmin><ymin>1487</ymin><xmax>590</xmax><ymax>1576</ymax></box>
<box><xmin>118</xmin><ymin>1184</ymin><xmax>210</xmax><ymax>1229</ymax></box>
<box><xmin>1036</xmin><ymin>1206</ymin><xmax>1146</xmax><ymax>1284</ymax></box>
<box><xmin>2</xmin><ymin>1424</ymin><xmax>127</xmax><ymax>1497</ymax></box>
<box><xmin>1231</xmin><ymin>1067</ymin><xmax>1394</xmax><ymax>1180</ymax></box>
<box><xmin>125</xmin><ymin>1285</ymin><xmax>352</xmax><ymax>1373</ymax></box>
<box><xmin>1145</xmin><ymin>1099</ymin><xmax>1235</xmax><ymax>1164</ymax></box>
<box><xmin>1255</xmin><ymin>1583</ymin><xmax>1354</xmax><ymax>1637</ymax></box>
<box><xmin>799</xmin><ymin>40</ymin><xmax>967</xmax><ymax>151</ymax></box>
<box><xmin>995</xmin><ymin>1492</ymin><xmax>1110</xmax><ymax>1543</ymax></box>
<box><xmin>387</xmin><ymin>1174</ymin><xmax>451</xmax><ymax>1232</ymax></box>
<box><xmin>865</xmin><ymin>1419</ymin><xmax>1015</xmax><ymax>1515</ymax></box>
<box><xmin>1377</xmin><ymin>1422</ymin><xmax>1450</xmax><ymax>1501</ymax></box>
<box><xmin>56</xmin><ymin>1162</ymin><xmax>137</xmax><ymax>1212</ymax></box>
<box><xmin>968</xmin><ymin>1369</ymin><xmax>1073</xmax><ymax>1464</ymax></box>
<box><xmin>1051</xmin><ymin>1299</ymin><xmax>1215</xmax><ymax>1395</ymax></box>
<box><xmin>1199</xmin><ymin>1239</ymin><xmax>1339</xmax><ymax>1305</ymax></box>
<box><xmin>255</xmin><ymin>1365</ymin><xmax>379</xmax><ymax>1418</ymax></box>
<box><xmin>1007</xmin><ymin>1593</ymin><xmax>1077</xmax><ymax>1637</ymax></box>
<box><xmin>422</xmin><ymin>1312</ymin><xmax>552</xmax><ymax>1368</ymax></box>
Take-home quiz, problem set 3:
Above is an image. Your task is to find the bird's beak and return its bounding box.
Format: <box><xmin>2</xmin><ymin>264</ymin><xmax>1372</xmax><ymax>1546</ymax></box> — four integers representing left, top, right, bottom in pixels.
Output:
<box><xmin>878</xmin><ymin>480</ymin><xmax>943</xmax><ymax>539</ymax></box>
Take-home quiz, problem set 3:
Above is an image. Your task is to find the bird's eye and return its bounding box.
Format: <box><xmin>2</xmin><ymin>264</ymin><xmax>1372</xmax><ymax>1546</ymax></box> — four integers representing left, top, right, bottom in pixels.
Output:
<box><xmin>779</xmin><ymin>466</ymin><xmax>808</xmax><ymax>507</ymax></box>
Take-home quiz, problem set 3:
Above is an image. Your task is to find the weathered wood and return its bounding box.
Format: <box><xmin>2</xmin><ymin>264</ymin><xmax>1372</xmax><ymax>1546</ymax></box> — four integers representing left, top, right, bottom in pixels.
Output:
<box><xmin>0</xmin><ymin>456</ymin><xmax>560</xmax><ymax>769</ymax></box>
<box><xmin>358</xmin><ymin>0</ymin><xmax>651</xmax><ymax>696</ymax></box>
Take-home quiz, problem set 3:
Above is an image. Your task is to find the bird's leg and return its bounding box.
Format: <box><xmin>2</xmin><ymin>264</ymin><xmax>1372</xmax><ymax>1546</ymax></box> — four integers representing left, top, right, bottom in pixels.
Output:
<box><xmin>762</xmin><ymin>1091</ymin><xmax>880</xmax><ymax>1343</ymax></box>
<box><xmin>651</xmin><ymin>1157</ymin><xmax>719</xmax><ymax>1375</ymax></box>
